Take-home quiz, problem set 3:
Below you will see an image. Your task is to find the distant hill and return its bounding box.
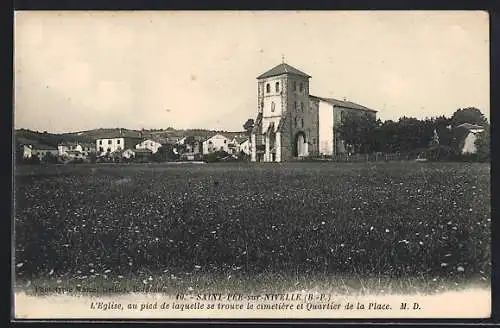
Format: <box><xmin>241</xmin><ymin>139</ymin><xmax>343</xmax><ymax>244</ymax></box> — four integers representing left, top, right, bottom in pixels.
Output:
<box><xmin>14</xmin><ymin>128</ymin><xmax>93</xmax><ymax>148</ymax></box>
<box><xmin>14</xmin><ymin>128</ymin><xmax>248</xmax><ymax>146</ymax></box>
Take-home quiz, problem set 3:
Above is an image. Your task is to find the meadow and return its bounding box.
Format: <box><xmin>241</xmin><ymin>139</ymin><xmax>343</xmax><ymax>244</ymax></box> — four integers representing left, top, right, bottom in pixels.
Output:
<box><xmin>13</xmin><ymin>162</ymin><xmax>491</xmax><ymax>295</ymax></box>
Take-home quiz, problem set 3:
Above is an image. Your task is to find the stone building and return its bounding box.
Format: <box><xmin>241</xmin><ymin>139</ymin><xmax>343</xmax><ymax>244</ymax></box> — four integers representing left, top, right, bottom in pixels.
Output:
<box><xmin>250</xmin><ymin>62</ymin><xmax>377</xmax><ymax>162</ymax></box>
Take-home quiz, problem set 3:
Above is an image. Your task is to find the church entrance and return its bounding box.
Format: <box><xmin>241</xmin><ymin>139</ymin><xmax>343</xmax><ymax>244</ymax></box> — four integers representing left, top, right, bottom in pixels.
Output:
<box><xmin>268</xmin><ymin>132</ymin><xmax>276</xmax><ymax>162</ymax></box>
<box><xmin>293</xmin><ymin>131</ymin><xmax>308</xmax><ymax>157</ymax></box>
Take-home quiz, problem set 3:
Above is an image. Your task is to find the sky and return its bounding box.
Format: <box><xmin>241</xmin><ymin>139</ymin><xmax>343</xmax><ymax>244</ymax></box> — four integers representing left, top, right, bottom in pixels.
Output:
<box><xmin>14</xmin><ymin>11</ymin><xmax>489</xmax><ymax>133</ymax></box>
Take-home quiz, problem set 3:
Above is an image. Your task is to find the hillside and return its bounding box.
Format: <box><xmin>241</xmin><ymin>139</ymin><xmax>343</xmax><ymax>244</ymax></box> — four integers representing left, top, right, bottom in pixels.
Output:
<box><xmin>15</xmin><ymin>129</ymin><xmax>93</xmax><ymax>148</ymax></box>
<box><xmin>15</xmin><ymin>128</ymin><xmax>248</xmax><ymax>146</ymax></box>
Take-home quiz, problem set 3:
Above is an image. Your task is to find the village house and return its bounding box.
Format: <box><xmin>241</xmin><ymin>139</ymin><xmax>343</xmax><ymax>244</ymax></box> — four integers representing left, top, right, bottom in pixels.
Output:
<box><xmin>164</xmin><ymin>136</ymin><xmax>181</xmax><ymax>145</ymax></box>
<box><xmin>95</xmin><ymin>130</ymin><xmax>142</xmax><ymax>156</ymax></box>
<box><xmin>20</xmin><ymin>144</ymin><xmax>33</xmax><ymax>159</ymax></box>
<box><xmin>187</xmin><ymin>142</ymin><xmax>201</xmax><ymax>154</ymax></box>
<box><xmin>455</xmin><ymin>123</ymin><xmax>485</xmax><ymax>154</ymax></box>
<box><xmin>228</xmin><ymin>136</ymin><xmax>250</xmax><ymax>155</ymax></box>
<box><xmin>176</xmin><ymin>136</ymin><xmax>188</xmax><ymax>146</ymax></box>
<box><xmin>202</xmin><ymin>134</ymin><xmax>231</xmax><ymax>154</ymax></box>
<box><xmin>174</xmin><ymin>136</ymin><xmax>203</xmax><ymax>154</ymax></box>
<box><xmin>16</xmin><ymin>137</ymin><xmax>35</xmax><ymax>159</ymax></box>
<box><xmin>135</xmin><ymin>139</ymin><xmax>164</xmax><ymax>154</ymax></box>
<box><xmin>31</xmin><ymin>144</ymin><xmax>59</xmax><ymax>161</ymax></box>
<box><xmin>58</xmin><ymin>142</ymin><xmax>96</xmax><ymax>158</ymax></box>
<box><xmin>187</xmin><ymin>137</ymin><xmax>203</xmax><ymax>154</ymax></box>
<box><xmin>122</xmin><ymin>148</ymin><xmax>153</xmax><ymax>161</ymax></box>
<box><xmin>239</xmin><ymin>138</ymin><xmax>251</xmax><ymax>156</ymax></box>
<box><xmin>250</xmin><ymin>62</ymin><xmax>377</xmax><ymax>162</ymax></box>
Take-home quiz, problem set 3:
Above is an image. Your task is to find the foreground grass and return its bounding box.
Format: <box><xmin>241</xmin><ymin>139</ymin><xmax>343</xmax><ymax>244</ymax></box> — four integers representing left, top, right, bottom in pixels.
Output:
<box><xmin>14</xmin><ymin>162</ymin><xmax>490</xmax><ymax>294</ymax></box>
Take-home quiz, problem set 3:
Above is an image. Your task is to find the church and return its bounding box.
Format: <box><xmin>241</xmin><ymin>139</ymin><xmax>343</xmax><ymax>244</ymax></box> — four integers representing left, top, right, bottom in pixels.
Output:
<box><xmin>250</xmin><ymin>62</ymin><xmax>377</xmax><ymax>162</ymax></box>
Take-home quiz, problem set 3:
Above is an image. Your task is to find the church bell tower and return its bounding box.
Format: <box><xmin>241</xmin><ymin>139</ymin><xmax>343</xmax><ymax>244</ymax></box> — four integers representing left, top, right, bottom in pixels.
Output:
<box><xmin>251</xmin><ymin>60</ymin><xmax>311</xmax><ymax>162</ymax></box>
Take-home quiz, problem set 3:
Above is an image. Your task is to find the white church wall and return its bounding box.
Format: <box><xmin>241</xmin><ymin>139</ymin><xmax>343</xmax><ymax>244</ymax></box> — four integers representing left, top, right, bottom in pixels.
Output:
<box><xmin>318</xmin><ymin>101</ymin><xmax>334</xmax><ymax>155</ymax></box>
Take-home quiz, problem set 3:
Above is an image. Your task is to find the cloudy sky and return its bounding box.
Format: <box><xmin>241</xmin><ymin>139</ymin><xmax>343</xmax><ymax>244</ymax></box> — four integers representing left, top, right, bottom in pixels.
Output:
<box><xmin>14</xmin><ymin>11</ymin><xmax>489</xmax><ymax>133</ymax></box>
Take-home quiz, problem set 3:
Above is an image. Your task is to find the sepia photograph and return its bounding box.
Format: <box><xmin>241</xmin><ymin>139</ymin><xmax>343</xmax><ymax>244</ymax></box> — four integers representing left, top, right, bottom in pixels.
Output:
<box><xmin>13</xmin><ymin>11</ymin><xmax>490</xmax><ymax>319</ymax></box>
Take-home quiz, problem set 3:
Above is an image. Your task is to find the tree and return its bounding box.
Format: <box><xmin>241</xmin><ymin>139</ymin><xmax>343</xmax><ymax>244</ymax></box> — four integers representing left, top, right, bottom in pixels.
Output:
<box><xmin>428</xmin><ymin>128</ymin><xmax>439</xmax><ymax>147</ymax></box>
<box><xmin>239</xmin><ymin>150</ymin><xmax>250</xmax><ymax>161</ymax></box>
<box><xmin>395</xmin><ymin>117</ymin><xmax>428</xmax><ymax>152</ymax></box>
<box><xmin>475</xmin><ymin>125</ymin><xmax>490</xmax><ymax>162</ymax></box>
<box><xmin>243</xmin><ymin>119</ymin><xmax>255</xmax><ymax>137</ymax></box>
<box><xmin>153</xmin><ymin>144</ymin><xmax>179</xmax><ymax>162</ymax></box>
<box><xmin>373</xmin><ymin>120</ymin><xmax>397</xmax><ymax>153</ymax></box>
<box><xmin>450</xmin><ymin>107</ymin><xmax>488</xmax><ymax>128</ymax></box>
<box><xmin>15</xmin><ymin>145</ymin><xmax>25</xmax><ymax>164</ymax></box>
<box><xmin>42</xmin><ymin>152</ymin><xmax>58</xmax><ymax>164</ymax></box>
<box><xmin>434</xmin><ymin>115</ymin><xmax>453</xmax><ymax>147</ymax></box>
<box><xmin>338</xmin><ymin>113</ymin><xmax>378</xmax><ymax>154</ymax></box>
<box><xmin>370</xmin><ymin>116</ymin><xmax>450</xmax><ymax>154</ymax></box>
<box><xmin>25</xmin><ymin>155</ymin><xmax>40</xmax><ymax>165</ymax></box>
<box><xmin>185</xmin><ymin>135</ymin><xmax>195</xmax><ymax>144</ymax></box>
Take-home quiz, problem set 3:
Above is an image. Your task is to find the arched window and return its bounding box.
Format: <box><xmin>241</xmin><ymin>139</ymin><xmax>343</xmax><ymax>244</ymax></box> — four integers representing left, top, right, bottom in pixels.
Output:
<box><xmin>300</xmin><ymin>102</ymin><xmax>304</xmax><ymax>113</ymax></box>
<box><xmin>301</xmin><ymin>118</ymin><xmax>304</xmax><ymax>128</ymax></box>
<box><xmin>299</xmin><ymin>82</ymin><xmax>303</xmax><ymax>93</ymax></box>
<box><xmin>271</xmin><ymin>102</ymin><xmax>275</xmax><ymax>112</ymax></box>
<box><xmin>294</xmin><ymin>101</ymin><xmax>297</xmax><ymax>110</ymax></box>
<box><xmin>266</xmin><ymin>83</ymin><xmax>270</xmax><ymax>93</ymax></box>
<box><xmin>275</xmin><ymin>82</ymin><xmax>279</xmax><ymax>92</ymax></box>
<box><xmin>294</xmin><ymin>117</ymin><xmax>298</xmax><ymax>127</ymax></box>
<box><xmin>293</xmin><ymin>81</ymin><xmax>297</xmax><ymax>91</ymax></box>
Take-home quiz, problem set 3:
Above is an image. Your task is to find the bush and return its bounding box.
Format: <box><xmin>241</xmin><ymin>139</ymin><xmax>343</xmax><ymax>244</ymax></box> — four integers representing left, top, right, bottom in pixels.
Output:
<box><xmin>238</xmin><ymin>151</ymin><xmax>251</xmax><ymax>161</ymax></box>
<box><xmin>203</xmin><ymin>152</ymin><xmax>219</xmax><ymax>163</ymax></box>
<box><xmin>42</xmin><ymin>153</ymin><xmax>58</xmax><ymax>164</ymax></box>
<box><xmin>420</xmin><ymin>145</ymin><xmax>454</xmax><ymax>161</ymax></box>
<box><xmin>21</xmin><ymin>156</ymin><xmax>40</xmax><ymax>165</ymax></box>
<box><xmin>203</xmin><ymin>150</ymin><xmax>230</xmax><ymax>163</ymax></box>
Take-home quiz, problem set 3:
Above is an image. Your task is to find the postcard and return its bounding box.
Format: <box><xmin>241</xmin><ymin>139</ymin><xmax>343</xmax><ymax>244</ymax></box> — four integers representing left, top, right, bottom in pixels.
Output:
<box><xmin>13</xmin><ymin>10</ymin><xmax>490</xmax><ymax>320</ymax></box>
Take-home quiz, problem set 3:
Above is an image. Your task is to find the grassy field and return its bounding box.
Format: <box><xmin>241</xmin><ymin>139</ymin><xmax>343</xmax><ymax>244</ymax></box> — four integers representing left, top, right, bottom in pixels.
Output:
<box><xmin>13</xmin><ymin>162</ymin><xmax>490</xmax><ymax>295</ymax></box>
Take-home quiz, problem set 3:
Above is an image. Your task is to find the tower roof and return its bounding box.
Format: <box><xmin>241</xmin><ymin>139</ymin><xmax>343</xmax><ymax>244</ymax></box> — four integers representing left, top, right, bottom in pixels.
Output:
<box><xmin>257</xmin><ymin>63</ymin><xmax>311</xmax><ymax>79</ymax></box>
